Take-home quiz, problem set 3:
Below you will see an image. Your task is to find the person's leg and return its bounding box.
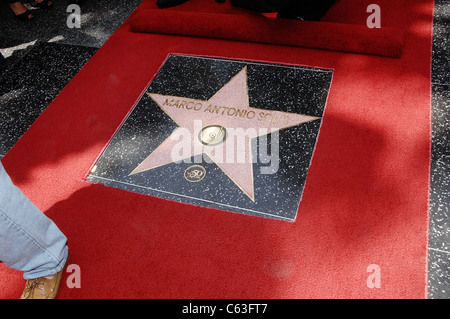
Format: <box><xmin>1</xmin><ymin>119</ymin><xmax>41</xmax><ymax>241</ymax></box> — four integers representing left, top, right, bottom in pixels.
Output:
<box><xmin>3</xmin><ymin>0</ymin><xmax>53</xmax><ymax>15</ymax></box>
<box><xmin>4</xmin><ymin>1</ymin><xmax>33</xmax><ymax>20</ymax></box>
<box><xmin>0</xmin><ymin>162</ymin><xmax>68</xmax><ymax>281</ymax></box>
<box><xmin>278</xmin><ymin>0</ymin><xmax>337</xmax><ymax>20</ymax></box>
<box><xmin>229</xmin><ymin>0</ymin><xmax>336</xmax><ymax>21</ymax></box>
<box><xmin>156</xmin><ymin>0</ymin><xmax>189</xmax><ymax>9</ymax></box>
<box><xmin>33</xmin><ymin>0</ymin><xmax>53</xmax><ymax>9</ymax></box>
<box><xmin>229</xmin><ymin>0</ymin><xmax>292</xmax><ymax>12</ymax></box>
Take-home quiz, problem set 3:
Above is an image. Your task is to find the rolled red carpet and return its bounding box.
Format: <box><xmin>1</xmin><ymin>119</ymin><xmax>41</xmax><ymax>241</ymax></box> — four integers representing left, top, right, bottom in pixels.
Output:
<box><xmin>130</xmin><ymin>9</ymin><xmax>404</xmax><ymax>58</ymax></box>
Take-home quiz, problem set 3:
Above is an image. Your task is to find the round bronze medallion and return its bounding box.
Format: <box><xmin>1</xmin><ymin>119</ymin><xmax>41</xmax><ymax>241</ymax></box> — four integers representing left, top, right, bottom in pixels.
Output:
<box><xmin>184</xmin><ymin>165</ymin><xmax>206</xmax><ymax>182</ymax></box>
<box><xmin>198</xmin><ymin>124</ymin><xmax>227</xmax><ymax>146</ymax></box>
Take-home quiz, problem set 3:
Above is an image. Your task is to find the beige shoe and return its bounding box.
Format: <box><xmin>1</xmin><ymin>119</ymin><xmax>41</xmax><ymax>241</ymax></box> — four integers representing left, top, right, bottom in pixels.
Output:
<box><xmin>20</xmin><ymin>263</ymin><xmax>67</xmax><ymax>299</ymax></box>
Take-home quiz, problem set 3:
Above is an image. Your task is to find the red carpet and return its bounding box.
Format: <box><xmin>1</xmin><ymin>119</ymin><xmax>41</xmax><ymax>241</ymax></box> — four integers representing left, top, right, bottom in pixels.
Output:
<box><xmin>0</xmin><ymin>0</ymin><xmax>433</xmax><ymax>298</ymax></box>
<box><xmin>131</xmin><ymin>9</ymin><xmax>405</xmax><ymax>58</ymax></box>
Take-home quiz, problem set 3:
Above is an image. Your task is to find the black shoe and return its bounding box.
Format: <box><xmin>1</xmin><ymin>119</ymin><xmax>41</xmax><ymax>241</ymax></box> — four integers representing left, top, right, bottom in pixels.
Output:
<box><xmin>276</xmin><ymin>12</ymin><xmax>306</xmax><ymax>21</ymax></box>
<box><xmin>156</xmin><ymin>0</ymin><xmax>189</xmax><ymax>9</ymax></box>
<box><xmin>14</xmin><ymin>9</ymin><xmax>34</xmax><ymax>21</ymax></box>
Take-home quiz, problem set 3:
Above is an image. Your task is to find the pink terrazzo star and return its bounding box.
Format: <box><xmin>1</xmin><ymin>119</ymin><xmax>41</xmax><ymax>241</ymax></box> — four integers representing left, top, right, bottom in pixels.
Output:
<box><xmin>130</xmin><ymin>66</ymin><xmax>320</xmax><ymax>201</ymax></box>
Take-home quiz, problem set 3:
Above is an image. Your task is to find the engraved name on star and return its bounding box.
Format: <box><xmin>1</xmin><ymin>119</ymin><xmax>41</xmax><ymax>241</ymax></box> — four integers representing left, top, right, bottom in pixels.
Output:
<box><xmin>129</xmin><ymin>66</ymin><xmax>320</xmax><ymax>201</ymax></box>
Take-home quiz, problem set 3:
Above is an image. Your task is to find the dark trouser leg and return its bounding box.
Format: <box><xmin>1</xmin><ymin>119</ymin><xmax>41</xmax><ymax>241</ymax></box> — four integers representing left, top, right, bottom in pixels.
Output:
<box><xmin>229</xmin><ymin>0</ymin><xmax>293</xmax><ymax>13</ymax></box>
<box><xmin>230</xmin><ymin>0</ymin><xmax>337</xmax><ymax>21</ymax></box>
<box><xmin>278</xmin><ymin>0</ymin><xmax>337</xmax><ymax>20</ymax></box>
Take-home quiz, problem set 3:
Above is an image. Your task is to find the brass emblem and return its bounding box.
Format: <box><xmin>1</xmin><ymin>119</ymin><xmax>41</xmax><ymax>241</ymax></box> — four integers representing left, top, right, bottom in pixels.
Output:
<box><xmin>184</xmin><ymin>165</ymin><xmax>206</xmax><ymax>182</ymax></box>
<box><xmin>198</xmin><ymin>125</ymin><xmax>227</xmax><ymax>146</ymax></box>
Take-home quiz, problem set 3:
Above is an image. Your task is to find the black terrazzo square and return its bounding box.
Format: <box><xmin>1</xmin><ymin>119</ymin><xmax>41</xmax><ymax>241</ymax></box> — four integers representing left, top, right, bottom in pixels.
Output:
<box><xmin>0</xmin><ymin>0</ymin><xmax>142</xmax><ymax>48</ymax></box>
<box><xmin>88</xmin><ymin>55</ymin><xmax>332</xmax><ymax>221</ymax></box>
<box><xmin>429</xmin><ymin>0</ymin><xmax>450</xmax><ymax>300</ymax></box>
<box><xmin>0</xmin><ymin>42</ymin><xmax>96</xmax><ymax>156</ymax></box>
<box><xmin>428</xmin><ymin>249</ymin><xmax>450</xmax><ymax>299</ymax></box>
<box><xmin>0</xmin><ymin>37</ymin><xmax>38</xmax><ymax>77</ymax></box>
<box><xmin>432</xmin><ymin>0</ymin><xmax>450</xmax><ymax>85</ymax></box>
<box><xmin>430</xmin><ymin>84</ymin><xmax>450</xmax><ymax>252</ymax></box>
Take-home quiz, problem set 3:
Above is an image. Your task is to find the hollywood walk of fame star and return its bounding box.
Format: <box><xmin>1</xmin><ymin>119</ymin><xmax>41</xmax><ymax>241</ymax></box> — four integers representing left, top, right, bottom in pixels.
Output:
<box><xmin>129</xmin><ymin>66</ymin><xmax>320</xmax><ymax>201</ymax></box>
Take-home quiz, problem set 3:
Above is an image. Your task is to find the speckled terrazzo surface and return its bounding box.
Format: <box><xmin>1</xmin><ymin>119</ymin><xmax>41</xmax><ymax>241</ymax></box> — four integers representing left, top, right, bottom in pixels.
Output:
<box><xmin>0</xmin><ymin>0</ymin><xmax>143</xmax><ymax>158</ymax></box>
<box><xmin>428</xmin><ymin>0</ymin><xmax>450</xmax><ymax>299</ymax></box>
<box><xmin>0</xmin><ymin>42</ymin><xmax>97</xmax><ymax>156</ymax></box>
<box><xmin>0</xmin><ymin>0</ymin><xmax>143</xmax><ymax>48</ymax></box>
<box><xmin>0</xmin><ymin>0</ymin><xmax>448</xmax><ymax>298</ymax></box>
<box><xmin>87</xmin><ymin>55</ymin><xmax>333</xmax><ymax>221</ymax></box>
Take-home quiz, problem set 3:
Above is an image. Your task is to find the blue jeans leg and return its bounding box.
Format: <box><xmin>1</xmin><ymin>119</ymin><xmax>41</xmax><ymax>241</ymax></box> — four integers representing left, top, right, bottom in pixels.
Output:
<box><xmin>0</xmin><ymin>162</ymin><xmax>68</xmax><ymax>280</ymax></box>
